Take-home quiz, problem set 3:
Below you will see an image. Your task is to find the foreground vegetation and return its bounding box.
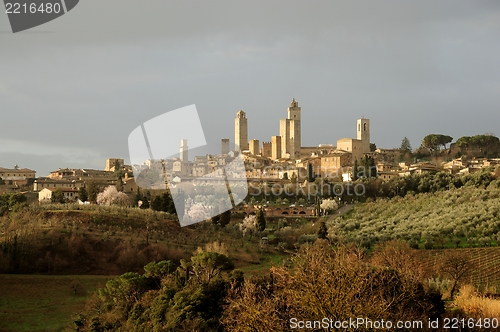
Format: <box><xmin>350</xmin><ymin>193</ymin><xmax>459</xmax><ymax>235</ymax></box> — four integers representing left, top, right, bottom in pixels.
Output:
<box><xmin>74</xmin><ymin>241</ymin><xmax>445</xmax><ymax>331</ymax></box>
<box><xmin>74</xmin><ymin>241</ymin><xmax>500</xmax><ymax>331</ymax></box>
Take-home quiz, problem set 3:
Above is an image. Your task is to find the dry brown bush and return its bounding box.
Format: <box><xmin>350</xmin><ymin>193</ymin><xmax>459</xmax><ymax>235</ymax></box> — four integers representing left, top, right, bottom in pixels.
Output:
<box><xmin>223</xmin><ymin>240</ymin><xmax>444</xmax><ymax>331</ymax></box>
<box><xmin>454</xmin><ymin>284</ymin><xmax>500</xmax><ymax>318</ymax></box>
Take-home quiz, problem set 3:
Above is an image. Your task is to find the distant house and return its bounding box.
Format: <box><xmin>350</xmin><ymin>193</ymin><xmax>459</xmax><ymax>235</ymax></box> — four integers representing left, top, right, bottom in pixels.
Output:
<box><xmin>408</xmin><ymin>162</ymin><xmax>438</xmax><ymax>175</ymax></box>
<box><xmin>38</xmin><ymin>187</ymin><xmax>79</xmax><ymax>203</ymax></box>
<box><xmin>378</xmin><ymin>171</ymin><xmax>400</xmax><ymax>181</ymax></box>
<box><xmin>123</xmin><ymin>176</ymin><xmax>138</xmax><ymax>193</ymax></box>
<box><xmin>336</xmin><ymin>138</ymin><xmax>363</xmax><ymax>162</ymax></box>
<box><xmin>33</xmin><ymin>178</ymin><xmax>78</xmax><ymax>191</ymax></box>
<box><xmin>0</xmin><ymin>167</ymin><xmax>36</xmax><ymax>180</ymax></box>
<box><xmin>320</xmin><ymin>152</ymin><xmax>352</xmax><ymax>179</ymax></box>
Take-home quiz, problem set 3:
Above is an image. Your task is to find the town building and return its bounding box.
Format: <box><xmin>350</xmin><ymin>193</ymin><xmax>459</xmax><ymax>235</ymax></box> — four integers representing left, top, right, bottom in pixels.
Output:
<box><xmin>38</xmin><ymin>187</ymin><xmax>79</xmax><ymax>203</ymax></box>
<box><xmin>0</xmin><ymin>166</ymin><xmax>36</xmax><ymax>181</ymax></box>
<box><xmin>105</xmin><ymin>158</ymin><xmax>124</xmax><ymax>172</ymax></box>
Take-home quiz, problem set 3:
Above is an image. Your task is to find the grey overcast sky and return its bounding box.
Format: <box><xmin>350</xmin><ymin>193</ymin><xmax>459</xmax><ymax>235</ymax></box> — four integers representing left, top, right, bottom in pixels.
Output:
<box><xmin>1</xmin><ymin>0</ymin><xmax>500</xmax><ymax>177</ymax></box>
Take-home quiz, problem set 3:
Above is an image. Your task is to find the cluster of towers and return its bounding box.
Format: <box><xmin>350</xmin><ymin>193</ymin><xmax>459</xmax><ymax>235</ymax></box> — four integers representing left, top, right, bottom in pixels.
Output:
<box><xmin>232</xmin><ymin>98</ymin><xmax>302</xmax><ymax>160</ymax></box>
<box><xmin>227</xmin><ymin>98</ymin><xmax>371</xmax><ymax>162</ymax></box>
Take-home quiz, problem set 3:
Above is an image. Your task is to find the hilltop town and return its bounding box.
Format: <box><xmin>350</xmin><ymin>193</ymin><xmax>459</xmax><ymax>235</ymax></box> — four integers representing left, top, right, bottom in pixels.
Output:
<box><xmin>1</xmin><ymin>98</ymin><xmax>499</xmax><ymax>208</ymax></box>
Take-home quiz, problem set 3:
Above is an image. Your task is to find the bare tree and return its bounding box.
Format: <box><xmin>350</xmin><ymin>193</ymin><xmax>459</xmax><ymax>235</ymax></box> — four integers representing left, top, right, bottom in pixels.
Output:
<box><xmin>440</xmin><ymin>250</ymin><xmax>475</xmax><ymax>299</ymax></box>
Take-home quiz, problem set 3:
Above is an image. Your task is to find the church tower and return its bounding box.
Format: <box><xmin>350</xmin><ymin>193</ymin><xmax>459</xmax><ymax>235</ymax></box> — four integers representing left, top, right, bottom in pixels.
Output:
<box><xmin>357</xmin><ymin>118</ymin><xmax>370</xmax><ymax>154</ymax></box>
<box><xmin>235</xmin><ymin>110</ymin><xmax>249</xmax><ymax>152</ymax></box>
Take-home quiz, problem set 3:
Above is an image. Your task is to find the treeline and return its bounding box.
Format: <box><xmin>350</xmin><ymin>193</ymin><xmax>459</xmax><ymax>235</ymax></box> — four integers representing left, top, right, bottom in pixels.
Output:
<box><xmin>364</xmin><ymin>166</ymin><xmax>500</xmax><ymax>200</ymax></box>
<box><xmin>396</xmin><ymin>134</ymin><xmax>500</xmax><ymax>161</ymax></box>
<box><xmin>455</xmin><ymin>134</ymin><xmax>500</xmax><ymax>158</ymax></box>
<box><xmin>0</xmin><ymin>193</ymin><xmax>27</xmax><ymax>215</ymax></box>
<box><xmin>74</xmin><ymin>241</ymin><xmax>452</xmax><ymax>332</ymax></box>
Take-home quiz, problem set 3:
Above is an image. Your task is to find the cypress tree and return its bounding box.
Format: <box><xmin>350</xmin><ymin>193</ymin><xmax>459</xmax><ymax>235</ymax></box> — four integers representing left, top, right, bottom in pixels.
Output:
<box><xmin>256</xmin><ymin>209</ymin><xmax>266</xmax><ymax>233</ymax></box>
<box><xmin>352</xmin><ymin>159</ymin><xmax>359</xmax><ymax>181</ymax></box>
<box><xmin>318</xmin><ymin>221</ymin><xmax>328</xmax><ymax>240</ymax></box>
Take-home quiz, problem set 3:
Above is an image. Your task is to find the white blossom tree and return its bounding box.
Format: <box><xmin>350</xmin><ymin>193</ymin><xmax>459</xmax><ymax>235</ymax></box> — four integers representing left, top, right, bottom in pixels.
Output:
<box><xmin>96</xmin><ymin>186</ymin><xmax>129</xmax><ymax>206</ymax></box>
<box><xmin>187</xmin><ymin>203</ymin><xmax>212</xmax><ymax>222</ymax></box>
<box><xmin>320</xmin><ymin>198</ymin><xmax>338</xmax><ymax>211</ymax></box>
<box><xmin>239</xmin><ymin>215</ymin><xmax>257</xmax><ymax>237</ymax></box>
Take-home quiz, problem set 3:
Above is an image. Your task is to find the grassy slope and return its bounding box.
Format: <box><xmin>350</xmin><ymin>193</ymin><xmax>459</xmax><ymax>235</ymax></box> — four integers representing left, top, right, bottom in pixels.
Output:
<box><xmin>0</xmin><ymin>274</ymin><xmax>112</xmax><ymax>332</ymax></box>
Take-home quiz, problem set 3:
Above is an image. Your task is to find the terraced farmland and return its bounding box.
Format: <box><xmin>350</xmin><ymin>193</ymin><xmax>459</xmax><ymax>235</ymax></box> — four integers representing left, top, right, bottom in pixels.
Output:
<box><xmin>418</xmin><ymin>247</ymin><xmax>500</xmax><ymax>292</ymax></box>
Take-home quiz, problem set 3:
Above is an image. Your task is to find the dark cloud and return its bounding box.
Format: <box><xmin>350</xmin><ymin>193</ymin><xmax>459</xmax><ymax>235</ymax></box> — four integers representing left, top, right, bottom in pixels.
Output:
<box><xmin>1</xmin><ymin>1</ymin><xmax>500</xmax><ymax>176</ymax></box>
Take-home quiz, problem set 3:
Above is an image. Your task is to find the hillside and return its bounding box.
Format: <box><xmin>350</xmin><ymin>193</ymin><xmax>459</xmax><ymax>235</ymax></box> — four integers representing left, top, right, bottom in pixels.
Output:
<box><xmin>0</xmin><ymin>204</ymin><xmax>282</xmax><ymax>276</ymax></box>
<box><xmin>331</xmin><ymin>184</ymin><xmax>500</xmax><ymax>249</ymax></box>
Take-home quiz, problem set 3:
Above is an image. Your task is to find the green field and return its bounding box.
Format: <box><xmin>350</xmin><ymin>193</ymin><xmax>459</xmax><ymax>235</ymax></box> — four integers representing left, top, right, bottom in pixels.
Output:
<box><xmin>0</xmin><ymin>274</ymin><xmax>112</xmax><ymax>332</ymax></box>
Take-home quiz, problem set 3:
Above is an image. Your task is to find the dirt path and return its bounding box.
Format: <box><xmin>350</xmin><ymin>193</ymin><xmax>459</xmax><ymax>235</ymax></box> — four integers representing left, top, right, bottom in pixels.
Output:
<box><xmin>326</xmin><ymin>204</ymin><xmax>354</xmax><ymax>222</ymax></box>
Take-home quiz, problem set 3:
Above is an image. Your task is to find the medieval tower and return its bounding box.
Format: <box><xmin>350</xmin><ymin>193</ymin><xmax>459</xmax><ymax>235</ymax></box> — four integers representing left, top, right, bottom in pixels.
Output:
<box><xmin>180</xmin><ymin>139</ymin><xmax>188</xmax><ymax>162</ymax></box>
<box><xmin>221</xmin><ymin>138</ymin><xmax>230</xmax><ymax>155</ymax></box>
<box><xmin>235</xmin><ymin>110</ymin><xmax>249</xmax><ymax>152</ymax></box>
<box><xmin>279</xmin><ymin>98</ymin><xmax>301</xmax><ymax>159</ymax></box>
<box><xmin>357</xmin><ymin>118</ymin><xmax>370</xmax><ymax>154</ymax></box>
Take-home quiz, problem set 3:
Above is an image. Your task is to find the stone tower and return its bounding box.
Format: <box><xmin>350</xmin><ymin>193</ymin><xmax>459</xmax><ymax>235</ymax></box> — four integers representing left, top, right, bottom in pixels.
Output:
<box><xmin>261</xmin><ymin>142</ymin><xmax>272</xmax><ymax>158</ymax></box>
<box><xmin>357</xmin><ymin>118</ymin><xmax>370</xmax><ymax>154</ymax></box>
<box><xmin>221</xmin><ymin>138</ymin><xmax>230</xmax><ymax>155</ymax></box>
<box><xmin>180</xmin><ymin>139</ymin><xmax>188</xmax><ymax>162</ymax></box>
<box><xmin>279</xmin><ymin>98</ymin><xmax>301</xmax><ymax>159</ymax></box>
<box><xmin>279</xmin><ymin>118</ymin><xmax>290</xmax><ymax>157</ymax></box>
<box><xmin>271</xmin><ymin>136</ymin><xmax>282</xmax><ymax>160</ymax></box>
<box><xmin>235</xmin><ymin>110</ymin><xmax>249</xmax><ymax>152</ymax></box>
<box><xmin>249</xmin><ymin>139</ymin><xmax>260</xmax><ymax>155</ymax></box>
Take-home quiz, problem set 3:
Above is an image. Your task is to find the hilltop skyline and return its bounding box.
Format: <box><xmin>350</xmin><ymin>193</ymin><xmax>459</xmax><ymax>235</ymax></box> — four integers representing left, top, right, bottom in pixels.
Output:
<box><xmin>1</xmin><ymin>1</ymin><xmax>500</xmax><ymax>176</ymax></box>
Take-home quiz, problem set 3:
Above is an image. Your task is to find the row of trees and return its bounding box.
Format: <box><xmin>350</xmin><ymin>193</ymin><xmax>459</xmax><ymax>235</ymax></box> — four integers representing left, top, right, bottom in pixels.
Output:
<box><xmin>335</xmin><ymin>179</ymin><xmax>500</xmax><ymax>250</ymax></box>
<box><xmin>150</xmin><ymin>192</ymin><xmax>176</xmax><ymax>214</ymax></box>
<box><xmin>456</xmin><ymin>134</ymin><xmax>500</xmax><ymax>158</ymax></box>
<box><xmin>398</xmin><ymin>133</ymin><xmax>500</xmax><ymax>160</ymax></box>
<box><xmin>352</xmin><ymin>155</ymin><xmax>377</xmax><ymax>180</ymax></box>
<box><xmin>367</xmin><ymin>167</ymin><xmax>498</xmax><ymax>200</ymax></box>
